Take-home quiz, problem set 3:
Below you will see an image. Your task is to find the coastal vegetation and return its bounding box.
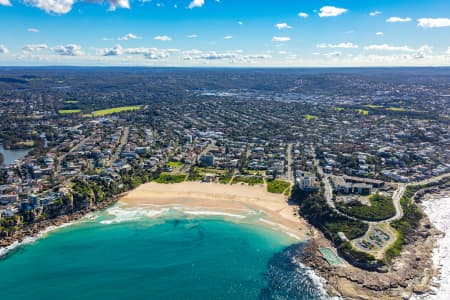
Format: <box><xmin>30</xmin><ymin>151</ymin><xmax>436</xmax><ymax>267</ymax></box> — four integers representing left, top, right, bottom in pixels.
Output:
<box><xmin>267</xmin><ymin>179</ymin><xmax>290</xmax><ymax>194</ymax></box>
<box><xmin>384</xmin><ymin>186</ymin><xmax>424</xmax><ymax>263</ymax></box>
<box><xmin>0</xmin><ymin>153</ymin><xmax>3</xmax><ymax>165</ymax></box>
<box><xmin>384</xmin><ymin>177</ymin><xmax>450</xmax><ymax>263</ymax></box>
<box><xmin>218</xmin><ymin>176</ymin><xmax>233</xmax><ymax>184</ymax></box>
<box><xmin>292</xmin><ymin>188</ymin><xmax>384</xmax><ymax>270</ymax></box>
<box><xmin>336</xmin><ymin>194</ymin><xmax>396</xmax><ymax>221</ymax></box>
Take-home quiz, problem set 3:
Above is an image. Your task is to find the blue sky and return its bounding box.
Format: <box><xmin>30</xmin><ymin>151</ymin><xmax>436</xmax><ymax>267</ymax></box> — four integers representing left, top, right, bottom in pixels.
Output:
<box><xmin>0</xmin><ymin>0</ymin><xmax>449</xmax><ymax>66</ymax></box>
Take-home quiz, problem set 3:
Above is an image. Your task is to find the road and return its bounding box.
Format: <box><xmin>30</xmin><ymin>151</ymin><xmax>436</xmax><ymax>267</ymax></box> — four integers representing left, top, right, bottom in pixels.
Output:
<box><xmin>286</xmin><ymin>143</ymin><xmax>294</xmax><ymax>183</ymax></box>
<box><xmin>385</xmin><ymin>183</ymin><xmax>406</xmax><ymax>222</ymax></box>
<box><xmin>56</xmin><ymin>134</ymin><xmax>92</xmax><ymax>173</ymax></box>
<box><xmin>414</xmin><ymin>172</ymin><xmax>450</xmax><ymax>186</ymax></box>
<box><xmin>111</xmin><ymin>127</ymin><xmax>129</xmax><ymax>163</ymax></box>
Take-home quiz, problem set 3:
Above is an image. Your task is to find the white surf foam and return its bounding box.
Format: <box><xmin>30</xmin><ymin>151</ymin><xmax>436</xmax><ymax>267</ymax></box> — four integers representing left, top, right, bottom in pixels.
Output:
<box><xmin>292</xmin><ymin>256</ymin><xmax>342</xmax><ymax>300</ymax></box>
<box><xmin>0</xmin><ymin>221</ymin><xmax>75</xmax><ymax>257</ymax></box>
<box><xmin>258</xmin><ymin>218</ymin><xmax>302</xmax><ymax>241</ymax></box>
<box><xmin>183</xmin><ymin>210</ymin><xmax>246</xmax><ymax>219</ymax></box>
<box><xmin>100</xmin><ymin>205</ymin><xmax>170</xmax><ymax>224</ymax></box>
<box><xmin>415</xmin><ymin>196</ymin><xmax>450</xmax><ymax>300</ymax></box>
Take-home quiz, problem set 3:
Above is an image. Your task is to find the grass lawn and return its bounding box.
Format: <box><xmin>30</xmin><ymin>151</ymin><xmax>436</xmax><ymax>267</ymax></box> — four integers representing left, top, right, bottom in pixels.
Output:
<box><xmin>365</xmin><ymin>105</ymin><xmax>384</xmax><ymax>109</ymax></box>
<box><xmin>304</xmin><ymin>114</ymin><xmax>319</xmax><ymax>120</ymax></box>
<box><xmin>64</xmin><ymin>100</ymin><xmax>79</xmax><ymax>104</ymax></box>
<box><xmin>155</xmin><ymin>173</ymin><xmax>186</xmax><ymax>184</ymax></box>
<box><xmin>386</xmin><ymin>107</ymin><xmax>408</xmax><ymax>112</ymax></box>
<box><xmin>356</xmin><ymin>109</ymin><xmax>369</xmax><ymax>116</ymax></box>
<box><xmin>168</xmin><ymin>161</ymin><xmax>183</xmax><ymax>168</ymax></box>
<box><xmin>242</xmin><ymin>169</ymin><xmax>266</xmax><ymax>176</ymax></box>
<box><xmin>267</xmin><ymin>179</ymin><xmax>291</xmax><ymax>194</ymax></box>
<box><xmin>16</xmin><ymin>141</ymin><xmax>34</xmax><ymax>147</ymax></box>
<box><xmin>218</xmin><ymin>176</ymin><xmax>233</xmax><ymax>184</ymax></box>
<box><xmin>58</xmin><ymin>109</ymin><xmax>81</xmax><ymax>114</ymax></box>
<box><xmin>232</xmin><ymin>176</ymin><xmax>264</xmax><ymax>185</ymax></box>
<box><xmin>85</xmin><ymin>106</ymin><xmax>142</xmax><ymax>117</ymax></box>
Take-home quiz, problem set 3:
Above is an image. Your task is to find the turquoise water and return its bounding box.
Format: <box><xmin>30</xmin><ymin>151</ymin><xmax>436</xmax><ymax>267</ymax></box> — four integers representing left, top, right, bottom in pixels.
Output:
<box><xmin>0</xmin><ymin>208</ymin><xmax>324</xmax><ymax>300</ymax></box>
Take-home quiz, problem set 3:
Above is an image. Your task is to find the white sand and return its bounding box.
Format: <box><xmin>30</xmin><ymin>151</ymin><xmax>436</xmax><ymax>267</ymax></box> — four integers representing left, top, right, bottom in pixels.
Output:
<box><xmin>121</xmin><ymin>182</ymin><xmax>309</xmax><ymax>239</ymax></box>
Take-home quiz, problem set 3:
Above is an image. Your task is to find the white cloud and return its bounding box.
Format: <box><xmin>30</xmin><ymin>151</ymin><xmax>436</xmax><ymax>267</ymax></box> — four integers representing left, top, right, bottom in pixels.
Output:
<box><xmin>316</xmin><ymin>42</ymin><xmax>358</xmax><ymax>49</ymax></box>
<box><xmin>27</xmin><ymin>28</ymin><xmax>40</xmax><ymax>33</ymax></box>
<box><xmin>196</xmin><ymin>51</ymin><xmax>237</xmax><ymax>60</ymax></box>
<box><xmin>0</xmin><ymin>0</ymin><xmax>11</xmax><ymax>6</ymax></box>
<box><xmin>154</xmin><ymin>35</ymin><xmax>172</xmax><ymax>41</ymax></box>
<box><xmin>23</xmin><ymin>0</ymin><xmax>75</xmax><ymax>14</ymax></box>
<box><xmin>22</xmin><ymin>44</ymin><xmax>49</xmax><ymax>52</ymax></box>
<box><xmin>364</xmin><ymin>44</ymin><xmax>414</xmax><ymax>52</ymax></box>
<box><xmin>0</xmin><ymin>45</ymin><xmax>8</xmax><ymax>54</ymax></box>
<box><xmin>22</xmin><ymin>0</ymin><xmax>129</xmax><ymax>14</ymax></box>
<box><xmin>99</xmin><ymin>44</ymin><xmax>123</xmax><ymax>56</ymax></box>
<box><xmin>238</xmin><ymin>21</ymin><xmax>243</xmax><ymax>25</ymax></box>
<box><xmin>318</xmin><ymin>6</ymin><xmax>348</xmax><ymax>18</ymax></box>
<box><xmin>324</xmin><ymin>51</ymin><xmax>342</xmax><ymax>57</ymax></box>
<box><xmin>386</xmin><ymin>17</ymin><xmax>411</xmax><ymax>23</ymax></box>
<box><xmin>272</xmin><ymin>36</ymin><xmax>290</xmax><ymax>42</ymax></box>
<box><xmin>52</xmin><ymin>44</ymin><xmax>83</xmax><ymax>56</ymax></box>
<box><xmin>125</xmin><ymin>47</ymin><xmax>178</xmax><ymax>59</ymax></box>
<box><xmin>369</xmin><ymin>11</ymin><xmax>381</xmax><ymax>17</ymax></box>
<box><xmin>182</xmin><ymin>50</ymin><xmax>271</xmax><ymax>63</ymax></box>
<box><xmin>275</xmin><ymin>23</ymin><xmax>292</xmax><ymax>30</ymax></box>
<box><xmin>187</xmin><ymin>34</ymin><xmax>198</xmax><ymax>38</ymax></box>
<box><xmin>417</xmin><ymin>18</ymin><xmax>450</xmax><ymax>28</ymax></box>
<box><xmin>118</xmin><ymin>33</ymin><xmax>141</xmax><ymax>40</ymax></box>
<box><xmin>98</xmin><ymin>45</ymin><xmax>178</xmax><ymax>60</ymax></box>
<box><xmin>298</xmin><ymin>12</ymin><xmax>308</xmax><ymax>18</ymax></box>
<box><xmin>447</xmin><ymin>47</ymin><xmax>450</xmax><ymax>55</ymax></box>
<box><xmin>376</xmin><ymin>32</ymin><xmax>384</xmax><ymax>36</ymax></box>
<box><xmin>224</xmin><ymin>35</ymin><xmax>233</xmax><ymax>40</ymax></box>
<box><xmin>105</xmin><ymin>0</ymin><xmax>129</xmax><ymax>11</ymax></box>
<box><xmin>188</xmin><ymin>0</ymin><xmax>204</xmax><ymax>9</ymax></box>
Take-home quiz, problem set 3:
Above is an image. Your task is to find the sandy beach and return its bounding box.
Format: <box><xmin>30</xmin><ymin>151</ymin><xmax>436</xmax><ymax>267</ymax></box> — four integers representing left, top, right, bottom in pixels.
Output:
<box><xmin>120</xmin><ymin>182</ymin><xmax>310</xmax><ymax>240</ymax></box>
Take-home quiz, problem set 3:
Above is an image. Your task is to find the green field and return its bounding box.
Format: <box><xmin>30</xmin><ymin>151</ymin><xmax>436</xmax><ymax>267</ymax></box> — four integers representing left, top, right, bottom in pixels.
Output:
<box><xmin>232</xmin><ymin>176</ymin><xmax>264</xmax><ymax>185</ymax></box>
<box><xmin>85</xmin><ymin>106</ymin><xmax>142</xmax><ymax>117</ymax></box>
<box><xmin>168</xmin><ymin>161</ymin><xmax>183</xmax><ymax>168</ymax></box>
<box><xmin>155</xmin><ymin>173</ymin><xmax>186</xmax><ymax>184</ymax></box>
<box><xmin>58</xmin><ymin>109</ymin><xmax>81</xmax><ymax>114</ymax></box>
<box><xmin>365</xmin><ymin>105</ymin><xmax>383</xmax><ymax>109</ymax></box>
<box><xmin>218</xmin><ymin>176</ymin><xmax>233</xmax><ymax>184</ymax></box>
<box><xmin>304</xmin><ymin>114</ymin><xmax>319</xmax><ymax>120</ymax></box>
<box><xmin>64</xmin><ymin>100</ymin><xmax>79</xmax><ymax>104</ymax></box>
<box><xmin>267</xmin><ymin>179</ymin><xmax>290</xmax><ymax>194</ymax></box>
<box><xmin>356</xmin><ymin>109</ymin><xmax>369</xmax><ymax>115</ymax></box>
<box><xmin>386</xmin><ymin>107</ymin><xmax>408</xmax><ymax>112</ymax></box>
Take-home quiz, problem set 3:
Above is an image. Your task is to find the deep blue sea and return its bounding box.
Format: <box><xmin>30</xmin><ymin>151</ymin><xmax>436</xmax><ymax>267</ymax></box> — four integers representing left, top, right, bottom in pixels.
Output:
<box><xmin>0</xmin><ymin>206</ymin><xmax>326</xmax><ymax>300</ymax></box>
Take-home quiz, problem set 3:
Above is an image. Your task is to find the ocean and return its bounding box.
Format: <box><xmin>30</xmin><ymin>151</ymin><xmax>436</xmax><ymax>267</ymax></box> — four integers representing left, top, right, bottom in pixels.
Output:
<box><xmin>419</xmin><ymin>196</ymin><xmax>450</xmax><ymax>299</ymax></box>
<box><xmin>0</xmin><ymin>205</ymin><xmax>327</xmax><ymax>300</ymax></box>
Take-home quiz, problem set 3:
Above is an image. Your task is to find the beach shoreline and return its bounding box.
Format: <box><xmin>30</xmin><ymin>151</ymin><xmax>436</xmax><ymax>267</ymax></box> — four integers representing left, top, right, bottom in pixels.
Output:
<box><xmin>120</xmin><ymin>181</ymin><xmax>310</xmax><ymax>240</ymax></box>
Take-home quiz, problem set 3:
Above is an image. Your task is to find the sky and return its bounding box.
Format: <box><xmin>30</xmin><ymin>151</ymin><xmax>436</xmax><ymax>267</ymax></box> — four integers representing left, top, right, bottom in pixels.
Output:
<box><xmin>0</xmin><ymin>0</ymin><xmax>449</xmax><ymax>67</ymax></box>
